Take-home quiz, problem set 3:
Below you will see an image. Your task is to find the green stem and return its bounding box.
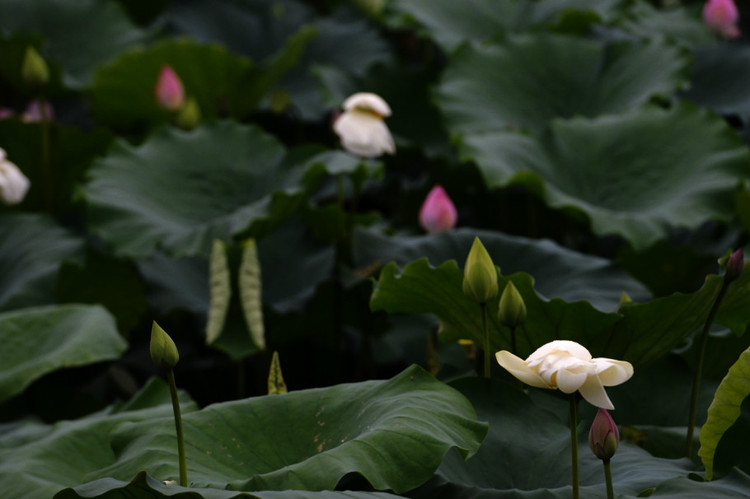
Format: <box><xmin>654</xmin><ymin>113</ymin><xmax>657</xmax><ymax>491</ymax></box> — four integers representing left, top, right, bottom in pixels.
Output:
<box><xmin>569</xmin><ymin>395</ymin><xmax>579</xmax><ymax>499</ymax></box>
<box><xmin>603</xmin><ymin>459</ymin><xmax>614</xmax><ymax>499</ymax></box>
<box><xmin>481</xmin><ymin>303</ymin><xmax>490</xmax><ymax>378</ymax></box>
<box><xmin>686</xmin><ymin>277</ymin><xmax>731</xmax><ymax>457</ymax></box>
<box><xmin>510</xmin><ymin>325</ymin><xmax>517</xmax><ymax>355</ymax></box>
<box><xmin>166</xmin><ymin>368</ymin><xmax>187</xmax><ymax>486</ymax></box>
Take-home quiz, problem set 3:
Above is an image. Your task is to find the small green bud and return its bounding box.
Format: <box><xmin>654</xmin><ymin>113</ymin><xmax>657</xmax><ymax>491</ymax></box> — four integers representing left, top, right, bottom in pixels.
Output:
<box><xmin>589</xmin><ymin>408</ymin><xmax>619</xmax><ymax>461</ymax></box>
<box><xmin>150</xmin><ymin>321</ymin><xmax>180</xmax><ymax>369</ymax></box>
<box><xmin>462</xmin><ymin>237</ymin><xmax>498</xmax><ymax>304</ymax></box>
<box><xmin>498</xmin><ymin>281</ymin><xmax>526</xmax><ymax>328</ymax></box>
<box><xmin>175</xmin><ymin>97</ymin><xmax>201</xmax><ymax>130</ymax></box>
<box><xmin>21</xmin><ymin>46</ymin><xmax>50</xmax><ymax>88</ymax></box>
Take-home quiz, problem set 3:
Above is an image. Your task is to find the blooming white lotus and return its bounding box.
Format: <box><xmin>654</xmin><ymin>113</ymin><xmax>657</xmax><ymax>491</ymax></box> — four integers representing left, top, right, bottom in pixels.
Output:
<box><xmin>333</xmin><ymin>92</ymin><xmax>395</xmax><ymax>158</ymax></box>
<box><xmin>0</xmin><ymin>147</ymin><xmax>30</xmax><ymax>205</ymax></box>
<box><xmin>496</xmin><ymin>340</ymin><xmax>633</xmax><ymax>410</ymax></box>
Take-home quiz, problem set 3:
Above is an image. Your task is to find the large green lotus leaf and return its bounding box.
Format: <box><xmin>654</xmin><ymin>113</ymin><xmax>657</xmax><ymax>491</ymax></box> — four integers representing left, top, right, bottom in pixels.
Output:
<box><xmin>0</xmin><ymin>378</ymin><xmax>197</xmax><ymax>499</ymax></box>
<box><xmin>0</xmin><ymin>303</ymin><xmax>126</xmax><ymax>403</ymax></box>
<box><xmin>0</xmin><ymin>304</ymin><xmax>125</xmax><ymax>402</ymax></box>
<box><xmin>0</xmin><ymin>120</ymin><xmax>114</xmax><ymax>213</ymax></box>
<box><xmin>164</xmin><ymin>1</ymin><xmax>392</xmax><ymax>119</ymax></box>
<box><xmin>0</xmin><ymin>0</ymin><xmax>149</xmax><ymax>88</ymax></box>
<box><xmin>408</xmin><ymin>377</ymin><xmax>750</xmax><ymax>499</ymax></box>
<box><xmin>137</xmin><ymin>253</ymin><xmax>209</xmax><ymax>317</ymax></box>
<box><xmin>56</xmin><ymin>471</ymin><xmax>406</xmax><ymax>498</ymax></box>
<box><xmin>354</xmin><ymin>227</ymin><xmax>649</xmax><ymax>312</ymax></box>
<box><xmin>460</xmin><ymin>104</ymin><xmax>750</xmax><ymax>249</ymax></box>
<box><xmin>371</xmin><ymin>259</ymin><xmax>620</xmax><ymax>360</ymax></box>
<box><xmin>610</xmin><ymin>265</ymin><xmax>750</xmax><ymax>366</ymax></box>
<box><xmin>437</xmin><ymin>34</ymin><xmax>689</xmax><ymax>134</ymax></box>
<box><xmin>163</xmin><ymin>0</ymin><xmax>313</xmax><ymax>63</ymax></box>
<box><xmin>699</xmin><ymin>345</ymin><xmax>750</xmax><ymax>480</ymax></box>
<box><xmin>682</xmin><ymin>44</ymin><xmax>750</xmax><ymax>118</ymax></box>
<box><xmin>384</xmin><ymin>0</ymin><xmax>620</xmax><ymax>52</ymax></box>
<box><xmin>257</xmin><ymin>216</ymin><xmax>335</xmax><ymax>313</ymax></box>
<box><xmin>0</xmin><ymin>214</ymin><xmax>84</xmax><ymax>310</ymax></box>
<box><xmin>616</xmin><ymin>0</ymin><xmax>715</xmax><ymax>47</ymax></box>
<box><xmin>370</xmin><ymin>255</ymin><xmax>750</xmax><ymax>366</ymax></box>
<box><xmin>89</xmin><ymin>36</ymin><xmax>317</xmax><ymax>132</ymax></box>
<box><xmin>84</xmin><ymin>122</ymin><xmax>320</xmax><ymax>259</ymax></box>
<box><xmin>85</xmin><ymin>366</ymin><xmax>486</xmax><ymax>493</ymax></box>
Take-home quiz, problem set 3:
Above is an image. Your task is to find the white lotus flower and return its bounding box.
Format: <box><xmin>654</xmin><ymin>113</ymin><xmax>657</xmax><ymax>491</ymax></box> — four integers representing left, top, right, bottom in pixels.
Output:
<box><xmin>0</xmin><ymin>148</ymin><xmax>30</xmax><ymax>205</ymax></box>
<box><xmin>333</xmin><ymin>92</ymin><xmax>395</xmax><ymax>158</ymax></box>
<box><xmin>495</xmin><ymin>340</ymin><xmax>633</xmax><ymax>409</ymax></box>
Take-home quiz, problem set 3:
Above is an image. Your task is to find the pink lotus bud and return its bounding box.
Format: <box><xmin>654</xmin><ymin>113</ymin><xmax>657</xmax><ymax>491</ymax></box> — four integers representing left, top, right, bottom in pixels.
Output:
<box><xmin>419</xmin><ymin>185</ymin><xmax>457</xmax><ymax>233</ymax></box>
<box><xmin>703</xmin><ymin>0</ymin><xmax>741</xmax><ymax>38</ymax></box>
<box><xmin>589</xmin><ymin>408</ymin><xmax>619</xmax><ymax>461</ymax></box>
<box><xmin>155</xmin><ymin>65</ymin><xmax>185</xmax><ymax>111</ymax></box>
<box><xmin>21</xmin><ymin>100</ymin><xmax>54</xmax><ymax>123</ymax></box>
<box><xmin>725</xmin><ymin>248</ymin><xmax>744</xmax><ymax>283</ymax></box>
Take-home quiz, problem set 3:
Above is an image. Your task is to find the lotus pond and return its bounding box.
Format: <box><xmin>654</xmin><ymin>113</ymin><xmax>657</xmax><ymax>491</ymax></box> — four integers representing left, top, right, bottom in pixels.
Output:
<box><xmin>4</xmin><ymin>0</ymin><xmax>750</xmax><ymax>498</ymax></box>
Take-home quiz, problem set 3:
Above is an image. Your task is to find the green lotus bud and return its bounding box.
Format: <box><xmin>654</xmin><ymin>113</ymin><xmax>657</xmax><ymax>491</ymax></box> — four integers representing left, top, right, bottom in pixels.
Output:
<box><xmin>175</xmin><ymin>97</ymin><xmax>201</xmax><ymax>130</ymax></box>
<box><xmin>21</xmin><ymin>46</ymin><xmax>49</xmax><ymax>88</ymax></box>
<box><xmin>589</xmin><ymin>408</ymin><xmax>619</xmax><ymax>461</ymax></box>
<box><xmin>498</xmin><ymin>281</ymin><xmax>526</xmax><ymax>328</ymax></box>
<box><xmin>462</xmin><ymin>237</ymin><xmax>498</xmax><ymax>304</ymax></box>
<box><xmin>150</xmin><ymin>321</ymin><xmax>180</xmax><ymax>369</ymax></box>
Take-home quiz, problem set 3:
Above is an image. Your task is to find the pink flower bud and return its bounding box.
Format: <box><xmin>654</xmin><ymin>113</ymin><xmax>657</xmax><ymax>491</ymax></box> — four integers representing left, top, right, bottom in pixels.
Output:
<box><xmin>22</xmin><ymin>100</ymin><xmax>54</xmax><ymax>123</ymax></box>
<box><xmin>419</xmin><ymin>185</ymin><xmax>457</xmax><ymax>233</ymax></box>
<box><xmin>155</xmin><ymin>65</ymin><xmax>185</xmax><ymax>111</ymax></box>
<box><xmin>703</xmin><ymin>0</ymin><xmax>741</xmax><ymax>39</ymax></box>
<box><xmin>589</xmin><ymin>408</ymin><xmax>619</xmax><ymax>461</ymax></box>
<box><xmin>725</xmin><ymin>248</ymin><xmax>744</xmax><ymax>283</ymax></box>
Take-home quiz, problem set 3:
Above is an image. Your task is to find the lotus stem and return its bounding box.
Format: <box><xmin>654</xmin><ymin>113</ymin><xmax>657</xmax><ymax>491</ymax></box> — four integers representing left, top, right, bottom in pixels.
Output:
<box><xmin>166</xmin><ymin>367</ymin><xmax>187</xmax><ymax>486</ymax></box>
<box><xmin>570</xmin><ymin>395</ymin><xmax>579</xmax><ymax>499</ymax></box>
<box><xmin>686</xmin><ymin>277</ymin><xmax>730</xmax><ymax>456</ymax></box>
<box><xmin>603</xmin><ymin>459</ymin><xmax>614</xmax><ymax>499</ymax></box>
<box><xmin>481</xmin><ymin>303</ymin><xmax>490</xmax><ymax>378</ymax></box>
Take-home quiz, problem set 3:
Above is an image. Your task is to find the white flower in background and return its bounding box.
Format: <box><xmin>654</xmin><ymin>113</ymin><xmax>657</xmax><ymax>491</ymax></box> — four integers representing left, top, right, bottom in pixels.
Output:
<box><xmin>333</xmin><ymin>92</ymin><xmax>395</xmax><ymax>158</ymax></box>
<box><xmin>495</xmin><ymin>340</ymin><xmax>633</xmax><ymax>410</ymax></box>
<box><xmin>0</xmin><ymin>148</ymin><xmax>30</xmax><ymax>205</ymax></box>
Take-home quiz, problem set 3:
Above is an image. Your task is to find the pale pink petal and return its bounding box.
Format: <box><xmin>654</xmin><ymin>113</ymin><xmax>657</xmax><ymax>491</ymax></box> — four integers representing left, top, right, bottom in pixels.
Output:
<box><xmin>578</xmin><ymin>374</ymin><xmax>614</xmax><ymax>410</ymax></box>
<box><xmin>0</xmin><ymin>159</ymin><xmax>30</xmax><ymax>205</ymax></box>
<box><xmin>555</xmin><ymin>367</ymin><xmax>589</xmax><ymax>394</ymax></box>
<box><xmin>591</xmin><ymin>358</ymin><xmax>634</xmax><ymax>386</ymax></box>
<box><xmin>342</xmin><ymin>92</ymin><xmax>391</xmax><ymax>116</ymax></box>
<box><xmin>496</xmin><ymin>350</ymin><xmax>553</xmax><ymax>389</ymax></box>
<box><xmin>527</xmin><ymin>340</ymin><xmax>592</xmax><ymax>364</ymax></box>
<box><xmin>333</xmin><ymin>110</ymin><xmax>394</xmax><ymax>157</ymax></box>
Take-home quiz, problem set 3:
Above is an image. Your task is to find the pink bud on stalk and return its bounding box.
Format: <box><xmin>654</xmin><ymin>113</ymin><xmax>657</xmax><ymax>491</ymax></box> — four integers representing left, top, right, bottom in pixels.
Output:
<box><xmin>22</xmin><ymin>100</ymin><xmax>54</xmax><ymax>123</ymax></box>
<box><xmin>419</xmin><ymin>185</ymin><xmax>457</xmax><ymax>233</ymax></box>
<box><xmin>155</xmin><ymin>65</ymin><xmax>185</xmax><ymax>111</ymax></box>
<box><xmin>725</xmin><ymin>248</ymin><xmax>744</xmax><ymax>283</ymax></box>
<box><xmin>703</xmin><ymin>0</ymin><xmax>741</xmax><ymax>39</ymax></box>
<box><xmin>589</xmin><ymin>408</ymin><xmax>619</xmax><ymax>461</ymax></box>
